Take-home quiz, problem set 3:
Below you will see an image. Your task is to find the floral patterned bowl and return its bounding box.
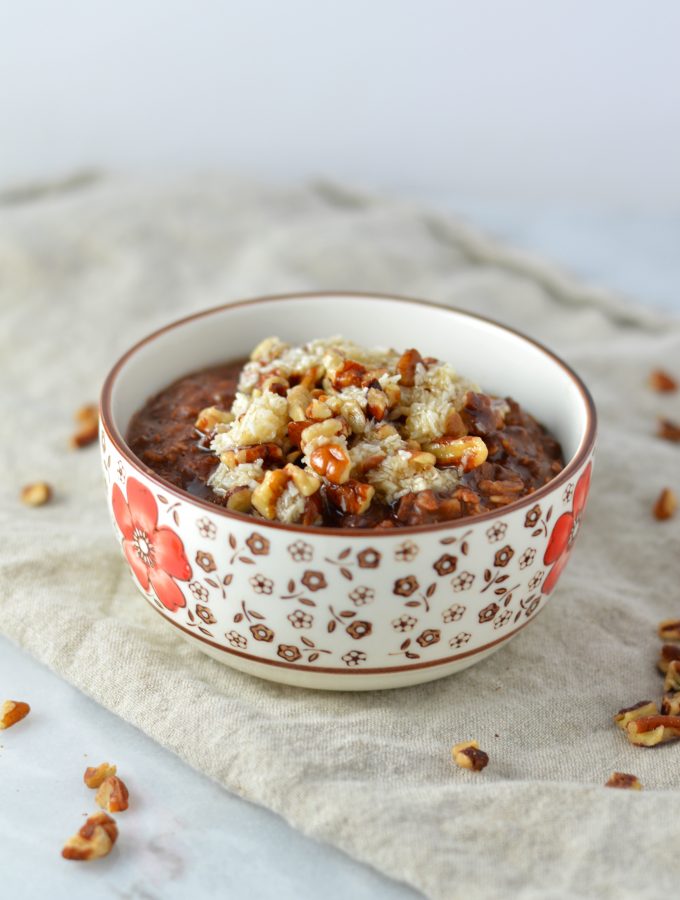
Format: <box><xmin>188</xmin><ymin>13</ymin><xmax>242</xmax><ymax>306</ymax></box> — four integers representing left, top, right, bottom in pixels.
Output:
<box><xmin>100</xmin><ymin>293</ymin><xmax>596</xmax><ymax>690</ymax></box>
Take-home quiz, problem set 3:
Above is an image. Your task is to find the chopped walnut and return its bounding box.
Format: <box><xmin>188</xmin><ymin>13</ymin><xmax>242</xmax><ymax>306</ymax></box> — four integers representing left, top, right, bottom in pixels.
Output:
<box><xmin>658</xmin><ymin>418</ymin><xmax>680</xmax><ymax>442</ymax></box>
<box><xmin>649</xmin><ymin>369</ymin><xmax>678</xmax><ymax>393</ymax></box>
<box><xmin>0</xmin><ymin>700</ymin><xmax>30</xmax><ymax>730</ymax></box>
<box><xmin>658</xmin><ymin>644</ymin><xmax>680</xmax><ymax>675</ymax></box>
<box><xmin>653</xmin><ymin>488</ymin><xmax>678</xmax><ymax>521</ymax></box>
<box><xmin>20</xmin><ymin>481</ymin><xmax>52</xmax><ymax>507</ymax></box>
<box><xmin>451</xmin><ymin>740</ymin><xmax>489</xmax><ymax>771</ymax></box>
<box><xmin>605</xmin><ymin>772</ymin><xmax>642</xmax><ymax>790</ymax></box>
<box><xmin>71</xmin><ymin>404</ymin><xmax>99</xmax><ymax>449</ymax></box>
<box><xmin>614</xmin><ymin>700</ymin><xmax>658</xmax><ymax>731</ymax></box>
<box><xmin>83</xmin><ymin>762</ymin><xmax>118</xmax><ymax>789</ymax></box>
<box><xmin>424</xmin><ymin>436</ymin><xmax>488</xmax><ymax>472</ymax></box>
<box><xmin>95</xmin><ymin>776</ymin><xmax>129</xmax><ymax>813</ymax></box>
<box><xmin>660</xmin><ymin>692</ymin><xmax>680</xmax><ymax>716</ymax></box>
<box><xmin>61</xmin><ymin>812</ymin><xmax>118</xmax><ymax>861</ymax></box>
<box><xmin>658</xmin><ymin>619</ymin><xmax>680</xmax><ymax>642</ymax></box>
<box><xmin>195</xmin><ymin>406</ymin><xmax>233</xmax><ymax>434</ymax></box>
<box><xmin>663</xmin><ymin>660</ymin><xmax>680</xmax><ymax>692</ymax></box>
<box><xmin>626</xmin><ymin>714</ymin><xmax>680</xmax><ymax>746</ymax></box>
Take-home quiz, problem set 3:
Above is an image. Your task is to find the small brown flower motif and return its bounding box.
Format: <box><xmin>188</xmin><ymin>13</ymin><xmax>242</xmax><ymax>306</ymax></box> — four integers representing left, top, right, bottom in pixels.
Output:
<box><xmin>486</xmin><ymin>521</ymin><xmax>507</xmax><ymax>543</ymax></box>
<box><xmin>357</xmin><ymin>548</ymin><xmax>381</xmax><ymax>569</ymax></box>
<box><xmin>433</xmin><ymin>553</ymin><xmax>457</xmax><ymax>576</ymax></box>
<box><xmin>528</xmin><ymin>571</ymin><xmax>544</xmax><ymax>591</ymax></box>
<box><xmin>452</xmin><ymin>571</ymin><xmax>474</xmax><ymax>592</ymax></box>
<box><xmin>449</xmin><ymin>631</ymin><xmax>471</xmax><ymax>649</ymax></box>
<box><xmin>346</xmin><ymin>620</ymin><xmax>372</xmax><ymax>640</ymax></box>
<box><xmin>195</xmin><ymin>605</ymin><xmax>216</xmax><ymax>625</ymax></box>
<box><xmin>196</xmin><ymin>517</ymin><xmax>216</xmax><ymax>539</ymax></box>
<box><xmin>416</xmin><ymin>629</ymin><xmax>441</xmax><ymax>648</ymax></box>
<box><xmin>395</xmin><ymin>540</ymin><xmax>419</xmax><ymax>562</ymax></box>
<box><xmin>246</xmin><ymin>532</ymin><xmax>270</xmax><ymax>556</ymax></box>
<box><xmin>562</xmin><ymin>484</ymin><xmax>574</xmax><ymax>503</ymax></box>
<box><xmin>189</xmin><ymin>581</ymin><xmax>209</xmax><ymax>603</ymax></box>
<box><xmin>288</xmin><ymin>609</ymin><xmax>313</xmax><ymax>629</ymax></box>
<box><xmin>442</xmin><ymin>603</ymin><xmax>466</xmax><ymax>624</ymax></box>
<box><xmin>349</xmin><ymin>586</ymin><xmax>375</xmax><ymax>606</ymax></box>
<box><xmin>524</xmin><ymin>595</ymin><xmax>541</xmax><ymax>617</ymax></box>
<box><xmin>287</xmin><ymin>540</ymin><xmax>313</xmax><ymax>562</ymax></box>
<box><xmin>301</xmin><ymin>570</ymin><xmax>327</xmax><ymax>592</ymax></box>
<box><xmin>494</xmin><ymin>545</ymin><xmax>514</xmax><ymax>568</ymax></box>
<box><xmin>479</xmin><ymin>602</ymin><xmax>500</xmax><ymax>623</ymax></box>
<box><xmin>494</xmin><ymin>610</ymin><xmax>512</xmax><ymax>629</ymax></box>
<box><xmin>342</xmin><ymin>650</ymin><xmax>367</xmax><ymax>667</ymax></box>
<box><xmin>250</xmin><ymin>623</ymin><xmax>274</xmax><ymax>642</ymax></box>
<box><xmin>519</xmin><ymin>548</ymin><xmax>536</xmax><ymax>569</ymax></box>
<box><xmin>226</xmin><ymin>630</ymin><xmax>247</xmax><ymax>649</ymax></box>
<box><xmin>249</xmin><ymin>574</ymin><xmax>274</xmax><ymax>595</ymax></box>
<box><xmin>394</xmin><ymin>576</ymin><xmax>419</xmax><ymax>597</ymax></box>
<box><xmin>277</xmin><ymin>644</ymin><xmax>302</xmax><ymax>662</ymax></box>
<box><xmin>524</xmin><ymin>505</ymin><xmax>541</xmax><ymax>528</ymax></box>
<box><xmin>392</xmin><ymin>614</ymin><xmax>417</xmax><ymax>632</ymax></box>
<box><xmin>195</xmin><ymin>550</ymin><xmax>216</xmax><ymax>573</ymax></box>
<box><xmin>116</xmin><ymin>461</ymin><xmax>126</xmax><ymax>483</ymax></box>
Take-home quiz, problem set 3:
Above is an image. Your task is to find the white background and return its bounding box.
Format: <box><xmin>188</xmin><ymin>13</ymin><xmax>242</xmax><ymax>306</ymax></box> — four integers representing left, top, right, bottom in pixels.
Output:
<box><xmin>1</xmin><ymin>1</ymin><xmax>679</xmax><ymax>210</ymax></box>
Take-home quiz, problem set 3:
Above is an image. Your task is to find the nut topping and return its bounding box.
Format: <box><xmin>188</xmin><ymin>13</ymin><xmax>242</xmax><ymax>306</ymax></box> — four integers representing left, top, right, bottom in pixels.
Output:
<box><xmin>0</xmin><ymin>700</ymin><xmax>30</xmax><ymax>730</ymax></box>
<box><xmin>20</xmin><ymin>481</ymin><xmax>52</xmax><ymax>507</ymax></box>
<box><xmin>649</xmin><ymin>369</ymin><xmax>678</xmax><ymax>393</ymax></box>
<box><xmin>605</xmin><ymin>772</ymin><xmax>642</xmax><ymax>790</ymax></box>
<box><xmin>71</xmin><ymin>404</ymin><xmax>99</xmax><ymax>449</ymax></box>
<box><xmin>626</xmin><ymin>714</ymin><xmax>680</xmax><ymax>746</ymax></box>
<box><xmin>325</xmin><ymin>480</ymin><xmax>375</xmax><ymax>515</ymax></box>
<box><xmin>451</xmin><ymin>740</ymin><xmax>489</xmax><ymax>771</ymax></box>
<box><xmin>62</xmin><ymin>812</ymin><xmax>118</xmax><ymax>861</ymax></box>
<box><xmin>195</xmin><ymin>406</ymin><xmax>234</xmax><ymax>434</ymax></box>
<box><xmin>658</xmin><ymin>644</ymin><xmax>680</xmax><ymax>674</ymax></box>
<box><xmin>660</xmin><ymin>692</ymin><xmax>680</xmax><ymax>716</ymax></box>
<box><xmin>83</xmin><ymin>762</ymin><xmax>117</xmax><ymax>789</ymax></box>
<box><xmin>658</xmin><ymin>418</ymin><xmax>680</xmax><ymax>442</ymax></box>
<box><xmin>658</xmin><ymin>619</ymin><xmax>680</xmax><ymax>642</ymax></box>
<box><xmin>425</xmin><ymin>436</ymin><xmax>488</xmax><ymax>471</ymax></box>
<box><xmin>653</xmin><ymin>488</ymin><xmax>678</xmax><ymax>521</ymax></box>
<box><xmin>95</xmin><ymin>776</ymin><xmax>130</xmax><ymax>813</ymax></box>
<box><xmin>663</xmin><ymin>660</ymin><xmax>680</xmax><ymax>692</ymax></box>
<box><xmin>396</xmin><ymin>348</ymin><xmax>423</xmax><ymax>387</ymax></box>
<box><xmin>309</xmin><ymin>444</ymin><xmax>352</xmax><ymax>485</ymax></box>
<box><xmin>614</xmin><ymin>700</ymin><xmax>658</xmax><ymax>731</ymax></box>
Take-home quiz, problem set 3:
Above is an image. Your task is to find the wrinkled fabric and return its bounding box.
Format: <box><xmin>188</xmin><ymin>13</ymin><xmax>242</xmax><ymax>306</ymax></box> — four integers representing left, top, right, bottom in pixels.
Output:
<box><xmin>2</xmin><ymin>175</ymin><xmax>679</xmax><ymax>900</ymax></box>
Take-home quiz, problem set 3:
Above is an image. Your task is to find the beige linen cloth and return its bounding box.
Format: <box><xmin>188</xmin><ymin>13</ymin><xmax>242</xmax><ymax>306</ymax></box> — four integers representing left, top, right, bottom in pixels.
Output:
<box><xmin>2</xmin><ymin>174</ymin><xmax>679</xmax><ymax>900</ymax></box>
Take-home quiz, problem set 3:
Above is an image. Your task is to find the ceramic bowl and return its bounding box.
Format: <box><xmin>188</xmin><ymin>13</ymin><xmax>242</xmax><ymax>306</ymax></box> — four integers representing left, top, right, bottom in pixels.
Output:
<box><xmin>100</xmin><ymin>293</ymin><xmax>596</xmax><ymax>690</ymax></box>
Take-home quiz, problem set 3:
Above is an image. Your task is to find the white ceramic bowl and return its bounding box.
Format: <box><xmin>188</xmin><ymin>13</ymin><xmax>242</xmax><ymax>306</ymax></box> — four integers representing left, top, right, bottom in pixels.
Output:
<box><xmin>100</xmin><ymin>293</ymin><xmax>596</xmax><ymax>690</ymax></box>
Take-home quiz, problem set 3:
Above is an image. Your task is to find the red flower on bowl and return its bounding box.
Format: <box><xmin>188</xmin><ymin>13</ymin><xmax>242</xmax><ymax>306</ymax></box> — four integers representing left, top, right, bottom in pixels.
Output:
<box><xmin>112</xmin><ymin>478</ymin><xmax>192</xmax><ymax>612</ymax></box>
<box><xmin>542</xmin><ymin>463</ymin><xmax>592</xmax><ymax>595</ymax></box>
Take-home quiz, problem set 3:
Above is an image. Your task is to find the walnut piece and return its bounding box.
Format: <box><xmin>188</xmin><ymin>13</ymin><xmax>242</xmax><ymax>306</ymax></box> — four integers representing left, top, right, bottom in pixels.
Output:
<box><xmin>20</xmin><ymin>482</ymin><xmax>52</xmax><ymax>507</ymax></box>
<box><xmin>83</xmin><ymin>762</ymin><xmax>118</xmax><ymax>789</ymax></box>
<box><xmin>605</xmin><ymin>772</ymin><xmax>642</xmax><ymax>790</ymax></box>
<box><xmin>658</xmin><ymin>418</ymin><xmax>680</xmax><ymax>442</ymax></box>
<box><xmin>653</xmin><ymin>488</ymin><xmax>678</xmax><ymax>521</ymax></box>
<box><xmin>658</xmin><ymin>619</ymin><xmax>680</xmax><ymax>642</ymax></box>
<box><xmin>614</xmin><ymin>700</ymin><xmax>658</xmax><ymax>731</ymax></box>
<box><xmin>308</xmin><ymin>444</ymin><xmax>352</xmax><ymax>485</ymax></box>
<box><xmin>626</xmin><ymin>714</ymin><xmax>680</xmax><ymax>746</ymax></box>
<box><xmin>649</xmin><ymin>369</ymin><xmax>678</xmax><ymax>393</ymax></box>
<box><xmin>658</xmin><ymin>644</ymin><xmax>680</xmax><ymax>674</ymax></box>
<box><xmin>61</xmin><ymin>812</ymin><xmax>118</xmax><ymax>861</ymax></box>
<box><xmin>95</xmin><ymin>776</ymin><xmax>129</xmax><ymax>813</ymax></box>
<box><xmin>0</xmin><ymin>700</ymin><xmax>30</xmax><ymax>730</ymax></box>
<box><xmin>194</xmin><ymin>406</ymin><xmax>233</xmax><ymax>434</ymax></box>
<box><xmin>425</xmin><ymin>436</ymin><xmax>488</xmax><ymax>472</ymax></box>
<box><xmin>663</xmin><ymin>660</ymin><xmax>680</xmax><ymax>692</ymax></box>
<box><xmin>451</xmin><ymin>740</ymin><xmax>489</xmax><ymax>771</ymax></box>
<box><xmin>71</xmin><ymin>404</ymin><xmax>99</xmax><ymax>449</ymax></box>
<box><xmin>660</xmin><ymin>692</ymin><xmax>680</xmax><ymax>716</ymax></box>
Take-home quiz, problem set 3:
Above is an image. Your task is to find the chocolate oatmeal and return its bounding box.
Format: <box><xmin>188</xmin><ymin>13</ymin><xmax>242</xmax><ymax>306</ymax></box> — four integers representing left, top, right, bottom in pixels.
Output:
<box><xmin>127</xmin><ymin>337</ymin><xmax>564</xmax><ymax>528</ymax></box>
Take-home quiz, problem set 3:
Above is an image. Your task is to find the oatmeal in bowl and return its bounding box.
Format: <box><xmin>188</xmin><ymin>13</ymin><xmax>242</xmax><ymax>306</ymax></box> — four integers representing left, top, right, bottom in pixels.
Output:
<box><xmin>101</xmin><ymin>293</ymin><xmax>596</xmax><ymax>690</ymax></box>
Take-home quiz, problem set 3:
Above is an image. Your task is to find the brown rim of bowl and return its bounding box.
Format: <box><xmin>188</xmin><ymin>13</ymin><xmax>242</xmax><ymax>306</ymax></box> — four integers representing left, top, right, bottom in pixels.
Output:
<box><xmin>100</xmin><ymin>291</ymin><xmax>597</xmax><ymax>538</ymax></box>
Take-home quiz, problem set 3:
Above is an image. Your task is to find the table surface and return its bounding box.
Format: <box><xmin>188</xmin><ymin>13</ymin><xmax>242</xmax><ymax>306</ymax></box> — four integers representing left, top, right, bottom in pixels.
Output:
<box><xmin>2</xmin><ymin>199</ymin><xmax>678</xmax><ymax>900</ymax></box>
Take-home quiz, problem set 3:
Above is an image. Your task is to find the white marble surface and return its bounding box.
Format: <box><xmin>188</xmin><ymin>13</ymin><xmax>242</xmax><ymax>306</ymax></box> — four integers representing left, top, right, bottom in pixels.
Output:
<box><xmin>1</xmin><ymin>201</ymin><xmax>678</xmax><ymax>899</ymax></box>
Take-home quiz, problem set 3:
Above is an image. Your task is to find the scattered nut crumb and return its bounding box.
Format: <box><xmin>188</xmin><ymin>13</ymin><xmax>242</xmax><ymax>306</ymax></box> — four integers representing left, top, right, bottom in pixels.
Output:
<box><xmin>62</xmin><ymin>812</ymin><xmax>118</xmax><ymax>861</ymax></box>
<box><xmin>20</xmin><ymin>482</ymin><xmax>52</xmax><ymax>507</ymax></box>
<box><xmin>663</xmin><ymin>660</ymin><xmax>680</xmax><ymax>692</ymax></box>
<box><xmin>71</xmin><ymin>404</ymin><xmax>99</xmax><ymax>449</ymax></box>
<box><xmin>83</xmin><ymin>762</ymin><xmax>117</xmax><ymax>789</ymax></box>
<box><xmin>658</xmin><ymin>418</ymin><xmax>680</xmax><ymax>442</ymax></box>
<box><xmin>658</xmin><ymin>619</ymin><xmax>680</xmax><ymax>642</ymax></box>
<box><xmin>451</xmin><ymin>740</ymin><xmax>489</xmax><ymax>771</ymax></box>
<box><xmin>0</xmin><ymin>700</ymin><xmax>31</xmax><ymax>730</ymax></box>
<box><xmin>660</xmin><ymin>692</ymin><xmax>680</xmax><ymax>716</ymax></box>
<box><xmin>605</xmin><ymin>772</ymin><xmax>642</xmax><ymax>790</ymax></box>
<box><xmin>653</xmin><ymin>488</ymin><xmax>677</xmax><ymax>521</ymax></box>
<box><xmin>658</xmin><ymin>644</ymin><xmax>680</xmax><ymax>674</ymax></box>
<box><xmin>613</xmin><ymin>700</ymin><xmax>658</xmax><ymax>731</ymax></box>
<box><xmin>95</xmin><ymin>776</ymin><xmax>129</xmax><ymax>813</ymax></box>
<box><xmin>626</xmin><ymin>714</ymin><xmax>680</xmax><ymax>746</ymax></box>
<box><xmin>649</xmin><ymin>369</ymin><xmax>678</xmax><ymax>393</ymax></box>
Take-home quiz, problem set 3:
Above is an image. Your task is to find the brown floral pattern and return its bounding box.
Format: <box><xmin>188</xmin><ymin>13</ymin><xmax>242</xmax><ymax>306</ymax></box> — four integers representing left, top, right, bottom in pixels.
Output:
<box><xmin>392</xmin><ymin>615</ymin><xmax>417</xmax><ymax>632</ymax></box>
<box><xmin>246</xmin><ymin>533</ymin><xmax>270</xmax><ymax>556</ymax></box>
<box><xmin>301</xmin><ymin>570</ymin><xmax>327</xmax><ymax>592</ymax></box>
<box><xmin>494</xmin><ymin>546</ymin><xmax>514</xmax><ymax>568</ymax></box>
<box><xmin>342</xmin><ymin>650</ymin><xmax>367</xmax><ymax>667</ymax></box>
<box><xmin>189</xmin><ymin>581</ymin><xmax>209</xmax><ymax>603</ymax></box>
<box><xmin>195</xmin><ymin>550</ymin><xmax>216</xmax><ymax>573</ymax></box>
<box><xmin>519</xmin><ymin>548</ymin><xmax>536</xmax><ymax>569</ymax></box>
<box><xmin>288</xmin><ymin>540</ymin><xmax>313</xmax><ymax>562</ymax></box>
<box><xmin>524</xmin><ymin>505</ymin><xmax>541</xmax><ymax>528</ymax></box>
<box><xmin>277</xmin><ymin>644</ymin><xmax>302</xmax><ymax>662</ymax></box>
<box><xmin>528</xmin><ymin>571</ymin><xmax>544</xmax><ymax>591</ymax></box>
<box><xmin>357</xmin><ymin>548</ymin><xmax>381</xmax><ymax>568</ymax></box>
<box><xmin>288</xmin><ymin>610</ymin><xmax>313</xmax><ymax>629</ymax></box>
<box><xmin>452</xmin><ymin>572</ymin><xmax>474</xmax><ymax>592</ymax></box>
<box><xmin>346</xmin><ymin>620</ymin><xmax>372</xmax><ymax>640</ymax></box>
<box><xmin>226</xmin><ymin>630</ymin><xmax>247</xmax><ymax>649</ymax></box>
<box><xmin>250</xmin><ymin>624</ymin><xmax>274</xmax><ymax>642</ymax></box>
<box><xmin>395</xmin><ymin>540</ymin><xmax>419</xmax><ymax>562</ymax></box>
<box><xmin>349</xmin><ymin>586</ymin><xmax>375</xmax><ymax>606</ymax></box>
<box><xmin>196</xmin><ymin>517</ymin><xmax>216</xmax><ymax>539</ymax></box>
<box><xmin>442</xmin><ymin>603</ymin><xmax>466</xmax><ymax>623</ymax></box>
<box><xmin>394</xmin><ymin>576</ymin><xmax>419</xmax><ymax>597</ymax></box>
<box><xmin>250</xmin><ymin>574</ymin><xmax>274</xmax><ymax>595</ymax></box>
<box><xmin>479</xmin><ymin>602</ymin><xmax>499</xmax><ymax>623</ymax></box>
<box><xmin>416</xmin><ymin>629</ymin><xmax>440</xmax><ymax>647</ymax></box>
<box><xmin>449</xmin><ymin>631</ymin><xmax>471</xmax><ymax>649</ymax></box>
<box><xmin>433</xmin><ymin>553</ymin><xmax>457</xmax><ymax>576</ymax></box>
<box><xmin>196</xmin><ymin>604</ymin><xmax>216</xmax><ymax>625</ymax></box>
<box><xmin>486</xmin><ymin>522</ymin><xmax>507</xmax><ymax>543</ymax></box>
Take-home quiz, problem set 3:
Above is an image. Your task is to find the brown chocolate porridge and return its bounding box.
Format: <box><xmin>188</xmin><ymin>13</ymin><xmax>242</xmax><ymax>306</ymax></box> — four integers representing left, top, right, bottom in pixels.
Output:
<box><xmin>127</xmin><ymin>337</ymin><xmax>564</xmax><ymax>529</ymax></box>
